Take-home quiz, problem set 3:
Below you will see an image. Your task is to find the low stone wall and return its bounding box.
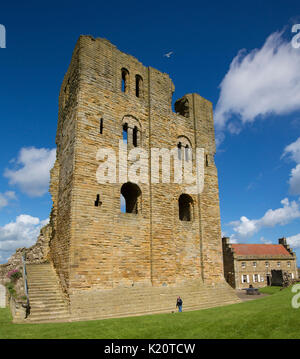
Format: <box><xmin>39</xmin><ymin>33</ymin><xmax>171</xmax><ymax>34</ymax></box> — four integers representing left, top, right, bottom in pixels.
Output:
<box><xmin>0</xmin><ymin>223</ymin><xmax>51</xmax><ymax>284</ymax></box>
<box><xmin>0</xmin><ymin>284</ymin><xmax>5</xmax><ymax>308</ymax></box>
<box><xmin>9</xmin><ymin>296</ymin><xmax>27</xmax><ymax>322</ymax></box>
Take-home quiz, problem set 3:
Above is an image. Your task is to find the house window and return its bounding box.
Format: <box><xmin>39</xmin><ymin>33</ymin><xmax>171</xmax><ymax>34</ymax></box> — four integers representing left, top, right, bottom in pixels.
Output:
<box><xmin>277</xmin><ymin>261</ymin><xmax>281</xmax><ymax>268</ymax></box>
<box><xmin>179</xmin><ymin>194</ymin><xmax>193</xmax><ymax>222</ymax></box>
<box><xmin>121</xmin><ymin>182</ymin><xmax>141</xmax><ymax>214</ymax></box>
<box><xmin>265</xmin><ymin>261</ymin><xmax>269</xmax><ymax>268</ymax></box>
<box><xmin>206</xmin><ymin>154</ymin><xmax>209</xmax><ymax>167</ymax></box>
<box><xmin>253</xmin><ymin>274</ymin><xmax>259</xmax><ymax>283</ymax></box>
<box><xmin>242</xmin><ymin>275</ymin><xmax>248</xmax><ymax>283</ymax></box>
<box><xmin>253</xmin><ymin>262</ymin><xmax>257</xmax><ymax>268</ymax></box>
<box><xmin>241</xmin><ymin>262</ymin><xmax>246</xmax><ymax>269</ymax></box>
<box><xmin>135</xmin><ymin>75</ymin><xmax>143</xmax><ymax>98</ymax></box>
<box><xmin>287</xmin><ymin>261</ymin><xmax>291</xmax><ymax>268</ymax></box>
<box><xmin>121</xmin><ymin>68</ymin><xmax>129</xmax><ymax>93</ymax></box>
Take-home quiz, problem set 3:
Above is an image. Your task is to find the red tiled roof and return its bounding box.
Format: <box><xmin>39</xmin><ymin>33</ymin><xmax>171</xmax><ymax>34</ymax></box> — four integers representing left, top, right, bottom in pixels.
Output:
<box><xmin>231</xmin><ymin>244</ymin><xmax>291</xmax><ymax>257</ymax></box>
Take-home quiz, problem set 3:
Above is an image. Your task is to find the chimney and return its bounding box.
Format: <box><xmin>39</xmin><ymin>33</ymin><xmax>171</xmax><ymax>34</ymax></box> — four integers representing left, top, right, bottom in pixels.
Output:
<box><xmin>278</xmin><ymin>237</ymin><xmax>287</xmax><ymax>246</ymax></box>
<box><xmin>222</xmin><ymin>237</ymin><xmax>231</xmax><ymax>251</ymax></box>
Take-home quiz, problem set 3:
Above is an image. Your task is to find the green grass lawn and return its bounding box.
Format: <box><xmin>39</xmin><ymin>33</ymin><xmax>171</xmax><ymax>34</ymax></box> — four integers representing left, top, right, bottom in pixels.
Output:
<box><xmin>258</xmin><ymin>286</ymin><xmax>283</xmax><ymax>295</ymax></box>
<box><xmin>0</xmin><ymin>286</ymin><xmax>299</xmax><ymax>339</ymax></box>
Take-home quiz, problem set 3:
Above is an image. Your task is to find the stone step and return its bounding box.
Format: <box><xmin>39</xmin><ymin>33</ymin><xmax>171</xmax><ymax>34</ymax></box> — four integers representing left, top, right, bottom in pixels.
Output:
<box><xmin>25</xmin><ymin>317</ymin><xmax>71</xmax><ymax>324</ymax></box>
<box><xmin>28</xmin><ymin>286</ymin><xmax>61</xmax><ymax>291</ymax></box>
<box><xmin>29</xmin><ymin>308</ymin><xmax>69</xmax><ymax>315</ymax></box>
<box><xmin>28</xmin><ymin>290</ymin><xmax>63</xmax><ymax>296</ymax></box>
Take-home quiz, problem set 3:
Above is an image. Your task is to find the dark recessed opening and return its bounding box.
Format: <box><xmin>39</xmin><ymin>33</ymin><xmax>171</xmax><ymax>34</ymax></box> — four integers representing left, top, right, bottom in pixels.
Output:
<box><xmin>121</xmin><ymin>182</ymin><xmax>141</xmax><ymax>214</ymax></box>
<box><xmin>179</xmin><ymin>194</ymin><xmax>193</xmax><ymax>221</ymax></box>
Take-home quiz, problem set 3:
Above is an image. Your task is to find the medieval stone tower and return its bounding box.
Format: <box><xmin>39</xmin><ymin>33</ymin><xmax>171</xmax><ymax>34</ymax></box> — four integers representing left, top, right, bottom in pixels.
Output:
<box><xmin>48</xmin><ymin>35</ymin><xmax>239</xmax><ymax>320</ymax></box>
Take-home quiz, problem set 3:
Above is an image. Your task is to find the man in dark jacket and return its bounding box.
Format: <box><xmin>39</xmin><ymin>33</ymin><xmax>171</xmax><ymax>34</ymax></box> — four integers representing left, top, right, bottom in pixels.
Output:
<box><xmin>176</xmin><ymin>296</ymin><xmax>183</xmax><ymax>312</ymax></box>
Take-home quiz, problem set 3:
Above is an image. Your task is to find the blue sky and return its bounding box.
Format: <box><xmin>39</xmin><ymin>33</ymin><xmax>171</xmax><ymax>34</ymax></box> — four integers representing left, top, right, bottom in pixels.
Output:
<box><xmin>0</xmin><ymin>0</ymin><xmax>300</xmax><ymax>264</ymax></box>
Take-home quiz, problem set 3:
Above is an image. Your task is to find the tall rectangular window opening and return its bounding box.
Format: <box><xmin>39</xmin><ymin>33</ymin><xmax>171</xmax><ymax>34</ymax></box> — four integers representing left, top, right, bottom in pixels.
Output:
<box><xmin>133</xmin><ymin>126</ymin><xmax>138</xmax><ymax>147</ymax></box>
<box><xmin>135</xmin><ymin>75</ymin><xmax>143</xmax><ymax>98</ymax></box>
<box><xmin>100</xmin><ymin>118</ymin><xmax>103</xmax><ymax>134</ymax></box>
<box><xmin>121</xmin><ymin>68</ymin><xmax>129</xmax><ymax>93</ymax></box>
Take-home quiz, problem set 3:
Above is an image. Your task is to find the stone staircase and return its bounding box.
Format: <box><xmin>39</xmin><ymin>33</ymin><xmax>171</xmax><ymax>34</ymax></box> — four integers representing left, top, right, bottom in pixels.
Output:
<box><xmin>23</xmin><ymin>263</ymin><xmax>240</xmax><ymax>323</ymax></box>
<box><xmin>69</xmin><ymin>280</ymin><xmax>241</xmax><ymax>322</ymax></box>
<box><xmin>25</xmin><ymin>263</ymin><xmax>70</xmax><ymax>323</ymax></box>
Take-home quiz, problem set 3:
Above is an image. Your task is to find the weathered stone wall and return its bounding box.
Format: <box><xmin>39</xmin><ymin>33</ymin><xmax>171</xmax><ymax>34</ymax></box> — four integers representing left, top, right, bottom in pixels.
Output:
<box><xmin>48</xmin><ymin>41</ymin><xmax>81</xmax><ymax>294</ymax></box>
<box><xmin>0</xmin><ymin>223</ymin><xmax>51</xmax><ymax>282</ymax></box>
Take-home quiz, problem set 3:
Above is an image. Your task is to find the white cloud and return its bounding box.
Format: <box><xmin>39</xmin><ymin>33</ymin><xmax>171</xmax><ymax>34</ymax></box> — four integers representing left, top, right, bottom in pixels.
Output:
<box><xmin>283</xmin><ymin>137</ymin><xmax>300</xmax><ymax>163</ymax></box>
<box><xmin>215</xmin><ymin>30</ymin><xmax>300</xmax><ymax>143</ymax></box>
<box><xmin>0</xmin><ymin>214</ymin><xmax>49</xmax><ymax>263</ymax></box>
<box><xmin>4</xmin><ymin>147</ymin><xmax>56</xmax><ymax>197</ymax></box>
<box><xmin>287</xmin><ymin>233</ymin><xmax>300</xmax><ymax>248</ymax></box>
<box><xmin>0</xmin><ymin>191</ymin><xmax>17</xmax><ymax>210</ymax></box>
<box><xmin>230</xmin><ymin>198</ymin><xmax>300</xmax><ymax>238</ymax></box>
<box><xmin>282</xmin><ymin>137</ymin><xmax>300</xmax><ymax>195</ymax></box>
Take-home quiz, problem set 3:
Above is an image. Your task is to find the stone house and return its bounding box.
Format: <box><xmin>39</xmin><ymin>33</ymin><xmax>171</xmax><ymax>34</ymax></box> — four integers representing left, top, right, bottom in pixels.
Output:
<box><xmin>222</xmin><ymin>237</ymin><xmax>298</xmax><ymax>289</ymax></box>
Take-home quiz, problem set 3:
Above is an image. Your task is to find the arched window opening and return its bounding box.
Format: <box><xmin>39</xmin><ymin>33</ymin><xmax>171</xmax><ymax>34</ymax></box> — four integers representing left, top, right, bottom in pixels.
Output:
<box><xmin>121</xmin><ymin>182</ymin><xmax>141</xmax><ymax>214</ymax></box>
<box><xmin>135</xmin><ymin>75</ymin><xmax>143</xmax><ymax>98</ymax></box>
<box><xmin>179</xmin><ymin>194</ymin><xmax>193</xmax><ymax>221</ymax></box>
<box><xmin>133</xmin><ymin>126</ymin><xmax>138</xmax><ymax>147</ymax></box>
<box><xmin>123</xmin><ymin>123</ymin><xmax>128</xmax><ymax>144</ymax></box>
<box><xmin>121</xmin><ymin>68</ymin><xmax>129</xmax><ymax>93</ymax></box>
<box><xmin>174</xmin><ymin>97</ymin><xmax>189</xmax><ymax>118</ymax></box>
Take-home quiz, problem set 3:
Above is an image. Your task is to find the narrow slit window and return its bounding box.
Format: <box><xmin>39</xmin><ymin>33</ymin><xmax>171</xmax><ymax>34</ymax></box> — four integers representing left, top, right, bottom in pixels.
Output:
<box><xmin>94</xmin><ymin>194</ymin><xmax>102</xmax><ymax>207</ymax></box>
<box><xmin>135</xmin><ymin>75</ymin><xmax>143</xmax><ymax>98</ymax></box>
<box><xmin>100</xmin><ymin>118</ymin><xmax>103</xmax><ymax>134</ymax></box>
<box><xmin>133</xmin><ymin>126</ymin><xmax>138</xmax><ymax>147</ymax></box>
<box><xmin>121</xmin><ymin>68</ymin><xmax>129</xmax><ymax>93</ymax></box>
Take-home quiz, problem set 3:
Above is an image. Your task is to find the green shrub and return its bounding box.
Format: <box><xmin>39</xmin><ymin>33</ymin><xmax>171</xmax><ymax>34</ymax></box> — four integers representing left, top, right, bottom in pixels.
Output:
<box><xmin>5</xmin><ymin>282</ymin><xmax>17</xmax><ymax>298</ymax></box>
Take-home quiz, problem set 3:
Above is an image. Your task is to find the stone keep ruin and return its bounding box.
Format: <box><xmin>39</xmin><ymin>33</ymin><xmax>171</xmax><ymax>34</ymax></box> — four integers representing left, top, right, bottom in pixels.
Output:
<box><xmin>1</xmin><ymin>36</ymin><xmax>240</xmax><ymax>322</ymax></box>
